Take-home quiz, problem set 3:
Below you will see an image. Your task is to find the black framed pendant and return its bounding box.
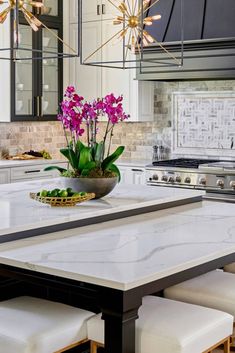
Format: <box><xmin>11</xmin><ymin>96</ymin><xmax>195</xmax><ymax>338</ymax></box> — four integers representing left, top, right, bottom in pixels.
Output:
<box><xmin>0</xmin><ymin>0</ymin><xmax>79</xmax><ymax>60</ymax></box>
<box><xmin>79</xmin><ymin>0</ymin><xmax>184</xmax><ymax>71</ymax></box>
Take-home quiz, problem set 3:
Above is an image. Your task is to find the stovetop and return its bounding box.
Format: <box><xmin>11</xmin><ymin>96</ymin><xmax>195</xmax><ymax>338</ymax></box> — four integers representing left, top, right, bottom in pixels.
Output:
<box><xmin>152</xmin><ymin>158</ymin><xmax>220</xmax><ymax>169</ymax></box>
<box><xmin>146</xmin><ymin>158</ymin><xmax>235</xmax><ymax>196</ymax></box>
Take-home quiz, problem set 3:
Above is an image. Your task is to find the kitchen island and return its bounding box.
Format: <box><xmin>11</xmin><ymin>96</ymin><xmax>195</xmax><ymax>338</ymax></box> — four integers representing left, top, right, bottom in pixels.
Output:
<box><xmin>0</xmin><ymin>178</ymin><xmax>203</xmax><ymax>242</ymax></box>
<box><xmin>0</xmin><ymin>182</ymin><xmax>235</xmax><ymax>353</ymax></box>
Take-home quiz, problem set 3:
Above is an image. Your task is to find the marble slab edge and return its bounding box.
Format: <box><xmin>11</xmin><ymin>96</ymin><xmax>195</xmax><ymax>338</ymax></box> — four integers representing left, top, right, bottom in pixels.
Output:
<box><xmin>0</xmin><ymin>195</ymin><xmax>202</xmax><ymax>244</ymax></box>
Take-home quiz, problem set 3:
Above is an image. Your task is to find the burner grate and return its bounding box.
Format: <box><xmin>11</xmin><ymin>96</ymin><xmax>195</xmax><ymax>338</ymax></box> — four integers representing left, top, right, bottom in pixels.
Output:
<box><xmin>152</xmin><ymin>158</ymin><xmax>219</xmax><ymax>169</ymax></box>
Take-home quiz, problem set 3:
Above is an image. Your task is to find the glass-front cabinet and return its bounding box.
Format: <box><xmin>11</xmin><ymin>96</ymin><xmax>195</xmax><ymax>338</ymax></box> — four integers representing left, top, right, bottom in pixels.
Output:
<box><xmin>11</xmin><ymin>0</ymin><xmax>63</xmax><ymax>121</ymax></box>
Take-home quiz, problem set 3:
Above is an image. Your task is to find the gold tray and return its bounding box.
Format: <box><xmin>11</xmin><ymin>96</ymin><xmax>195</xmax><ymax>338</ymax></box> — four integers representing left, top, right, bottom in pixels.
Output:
<box><xmin>30</xmin><ymin>192</ymin><xmax>95</xmax><ymax>207</ymax></box>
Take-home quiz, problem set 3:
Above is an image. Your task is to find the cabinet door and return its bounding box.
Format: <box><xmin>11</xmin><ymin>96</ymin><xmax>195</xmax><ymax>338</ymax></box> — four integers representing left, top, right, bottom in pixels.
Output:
<box><xmin>69</xmin><ymin>23</ymin><xmax>102</xmax><ymax>100</ymax></box>
<box><xmin>81</xmin><ymin>0</ymin><xmax>102</xmax><ymax>22</ymax></box>
<box><xmin>129</xmin><ymin>80</ymin><xmax>154</xmax><ymax>122</ymax></box>
<box><xmin>13</xmin><ymin>24</ymin><xmax>34</xmax><ymax>119</ymax></box>
<box><xmin>118</xmin><ymin>167</ymin><xmax>130</xmax><ymax>184</ymax></box>
<box><xmin>42</xmin><ymin>27</ymin><xmax>60</xmax><ymax>116</ymax></box>
<box><xmin>101</xmin><ymin>20</ymin><xmax>131</xmax><ymax>114</ymax></box>
<box><xmin>0</xmin><ymin>170</ymin><xmax>10</xmax><ymax>184</ymax></box>
<box><xmin>130</xmin><ymin>168</ymin><xmax>146</xmax><ymax>185</ymax></box>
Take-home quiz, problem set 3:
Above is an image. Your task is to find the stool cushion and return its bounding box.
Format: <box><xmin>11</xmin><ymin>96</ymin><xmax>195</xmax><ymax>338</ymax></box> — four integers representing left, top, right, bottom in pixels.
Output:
<box><xmin>164</xmin><ymin>270</ymin><xmax>235</xmax><ymax>318</ymax></box>
<box><xmin>87</xmin><ymin>296</ymin><xmax>233</xmax><ymax>353</ymax></box>
<box><xmin>0</xmin><ymin>296</ymin><xmax>95</xmax><ymax>353</ymax></box>
<box><xmin>224</xmin><ymin>262</ymin><xmax>235</xmax><ymax>273</ymax></box>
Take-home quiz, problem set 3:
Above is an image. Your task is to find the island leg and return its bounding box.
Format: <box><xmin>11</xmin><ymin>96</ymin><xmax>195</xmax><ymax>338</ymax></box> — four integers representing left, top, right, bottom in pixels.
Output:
<box><xmin>102</xmin><ymin>308</ymin><xmax>140</xmax><ymax>353</ymax></box>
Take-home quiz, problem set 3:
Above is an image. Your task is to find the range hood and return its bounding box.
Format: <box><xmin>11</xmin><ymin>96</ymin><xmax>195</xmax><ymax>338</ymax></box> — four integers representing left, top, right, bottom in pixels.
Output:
<box><xmin>138</xmin><ymin>0</ymin><xmax>235</xmax><ymax>80</ymax></box>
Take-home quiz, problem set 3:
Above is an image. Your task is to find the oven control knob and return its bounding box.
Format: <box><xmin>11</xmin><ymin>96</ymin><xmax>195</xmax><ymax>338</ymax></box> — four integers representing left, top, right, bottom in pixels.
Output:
<box><xmin>230</xmin><ymin>181</ymin><xmax>235</xmax><ymax>190</ymax></box>
<box><xmin>217</xmin><ymin>179</ymin><xmax>224</xmax><ymax>188</ymax></box>
<box><xmin>168</xmin><ymin>176</ymin><xmax>175</xmax><ymax>183</ymax></box>
<box><xmin>175</xmin><ymin>176</ymin><xmax>182</xmax><ymax>183</ymax></box>
<box><xmin>161</xmin><ymin>175</ymin><xmax>168</xmax><ymax>182</ymax></box>
<box><xmin>199</xmin><ymin>177</ymin><xmax>207</xmax><ymax>186</ymax></box>
<box><xmin>184</xmin><ymin>177</ymin><xmax>191</xmax><ymax>184</ymax></box>
<box><xmin>153</xmin><ymin>174</ymin><xmax>159</xmax><ymax>181</ymax></box>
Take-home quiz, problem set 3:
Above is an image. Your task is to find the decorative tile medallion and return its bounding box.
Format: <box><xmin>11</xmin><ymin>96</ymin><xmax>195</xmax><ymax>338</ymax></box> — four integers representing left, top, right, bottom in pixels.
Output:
<box><xmin>172</xmin><ymin>91</ymin><xmax>235</xmax><ymax>157</ymax></box>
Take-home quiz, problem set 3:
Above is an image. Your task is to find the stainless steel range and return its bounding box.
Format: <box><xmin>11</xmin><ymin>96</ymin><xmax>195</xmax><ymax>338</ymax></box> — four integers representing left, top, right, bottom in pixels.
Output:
<box><xmin>146</xmin><ymin>158</ymin><xmax>235</xmax><ymax>202</ymax></box>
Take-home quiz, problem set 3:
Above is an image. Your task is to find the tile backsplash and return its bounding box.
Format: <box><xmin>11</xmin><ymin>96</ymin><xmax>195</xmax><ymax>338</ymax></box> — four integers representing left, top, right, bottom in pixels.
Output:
<box><xmin>1</xmin><ymin>79</ymin><xmax>235</xmax><ymax>161</ymax></box>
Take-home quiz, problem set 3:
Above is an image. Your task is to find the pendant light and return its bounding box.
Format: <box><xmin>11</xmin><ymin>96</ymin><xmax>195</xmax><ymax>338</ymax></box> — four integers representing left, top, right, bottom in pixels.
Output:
<box><xmin>79</xmin><ymin>0</ymin><xmax>184</xmax><ymax>71</ymax></box>
<box><xmin>0</xmin><ymin>0</ymin><xmax>79</xmax><ymax>60</ymax></box>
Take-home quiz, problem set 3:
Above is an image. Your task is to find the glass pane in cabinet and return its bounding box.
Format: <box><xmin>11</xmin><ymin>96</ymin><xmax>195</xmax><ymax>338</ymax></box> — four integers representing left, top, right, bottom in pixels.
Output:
<box><xmin>15</xmin><ymin>25</ymin><xmax>32</xmax><ymax>115</ymax></box>
<box><xmin>42</xmin><ymin>0</ymin><xmax>58</xmax><ymax>16</ymax></box>
<box><xmin>42</xmin><ymin>28</ymin><xmax>58</xmax><ymax>115</ymax></box>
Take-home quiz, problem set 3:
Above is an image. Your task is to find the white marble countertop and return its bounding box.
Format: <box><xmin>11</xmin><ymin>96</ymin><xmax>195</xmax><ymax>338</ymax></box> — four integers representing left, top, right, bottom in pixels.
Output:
<box><xmin>117</xmin><ymin>159</ymin><xmax>151</xmax><ymax>167</ymax></box>
<box><xmin>0</xmin><ymin>200</ymin><xmax>234</xmax><ymax>290</ymax></box>
<box><xmin>0</xmin><ymin>159</ymin><xmax>65</xmax><ymax>169</ymax></box>
<box><xmin>0</xmin><ymin>178</ymin><xmax>203</xmax><ymax>239</ymax></box>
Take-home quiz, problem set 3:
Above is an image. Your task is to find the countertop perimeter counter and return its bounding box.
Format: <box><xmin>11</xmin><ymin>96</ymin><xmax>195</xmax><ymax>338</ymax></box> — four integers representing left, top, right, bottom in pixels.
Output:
<box><xmin>0</xmin><ymin>159</ymin><xmax>65</xmax><ymax>169</ymax></box>
<box><xmin>0</xmin><ymin>200</ymin><xmax>234</xmax><ymax>290</ymax></box>
<box><xmin>0</xmin><ymin>178</ymin><xmax>204</xmax><ymax>242</ymax></box>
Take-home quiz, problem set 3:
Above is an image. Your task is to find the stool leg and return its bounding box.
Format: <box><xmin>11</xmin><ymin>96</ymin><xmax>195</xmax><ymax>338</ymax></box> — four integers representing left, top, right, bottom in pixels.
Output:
<box><xmin>90</xmin><ymin>341</ymin><xmax>98</xmax><ymax>353</ymax></box>
<box><xmin>224</xmin><ymin>338</ymin><xmax>230</xmax><ymax>353</ymax></box>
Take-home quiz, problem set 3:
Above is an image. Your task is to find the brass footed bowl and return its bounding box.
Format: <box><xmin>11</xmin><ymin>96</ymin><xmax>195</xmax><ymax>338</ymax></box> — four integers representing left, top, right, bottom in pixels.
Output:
<box><xmin>30</xmin><ymin>192</ymin><xmax>95</xmax><ymax>207</ymax></box>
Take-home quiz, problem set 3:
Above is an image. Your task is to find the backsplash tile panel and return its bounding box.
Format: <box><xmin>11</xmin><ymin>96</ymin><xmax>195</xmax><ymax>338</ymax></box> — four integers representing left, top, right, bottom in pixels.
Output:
<box><xmin>173</xmin><ymin>92</ymin><xmax>235</xmax><ymax>152</ymax></box>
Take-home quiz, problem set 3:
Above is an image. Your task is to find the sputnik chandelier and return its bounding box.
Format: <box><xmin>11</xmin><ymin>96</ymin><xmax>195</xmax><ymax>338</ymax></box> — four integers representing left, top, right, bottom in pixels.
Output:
<box><xmin>80</xmin><ymin>0</ymin><xmax>184</xmax><ymax>71</ymax></box>
<box><xmin>0</xmin><ymin>0</ymin><xmax>78</xmax><ymax>60</ymax></box>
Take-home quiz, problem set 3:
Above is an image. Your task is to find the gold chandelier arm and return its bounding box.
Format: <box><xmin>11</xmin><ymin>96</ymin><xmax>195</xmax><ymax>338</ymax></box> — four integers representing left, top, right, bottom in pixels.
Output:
<box><xmin>133</xmin><ymin>0</ymin><xmax>137</xmax><ymax>16</ymax></box>
<box><xmin>0</xmin><ymin>6</ymin><xmax>11</xmax><ymax>24</ymax></box>
<box><xmin>125</xmin><ymin>28</ymin><xmax>131</xmax><ymax>61</ymax></box>
<box><xmin>40</xmin><ymin>21</ymin><xmax>77</xmax><ymax>54</ymax></box>
<box><xmin>84</xmin><ymin>26</ymin><xmax>126</xmax><ymax>63</ymax></box>
<box><xmin>139</xmin><ymin>27</ymin><xmax>181</xmax><ymax>66</ymax></box>
<box><xmin>107</xmin><ymin>0</ymin><xmax>126</xmax><ymax>15</ymax></box>
<box><xmin>141</xmin><ymin>0</ymin><xmax>161</xmax><ymax>16</ymax></box>
<box><xmin>126</xmin><ymin>0</ymin><xmax>132</xmax><ymax>17</ymax></box>
<box><xmin>153</xmin><ymin>38</ymin><xmax>181</xmax><ymax>65</ymax></box>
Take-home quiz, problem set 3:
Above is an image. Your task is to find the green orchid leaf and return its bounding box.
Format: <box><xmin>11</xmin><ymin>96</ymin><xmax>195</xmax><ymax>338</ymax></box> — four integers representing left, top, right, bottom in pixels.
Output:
<box><xmin>91</xmin><ymin>142</ymin><xmax>98</xmax><ymax>160</ymax></box>
<box><xmin>60</xmin><ymin>148</ymin><xmax>79</xmax><ymax>170</ymax></box>
<box><xmin>75</xmin><ymin>140</ymin><xmax>85</xmax><ymax>157</ymax></box>
<box><xmin>101</xmin><ymin>146</ymin><xmax>125</xmax><ymax>171</ymax></box>
<box><xmin>95</xmin><ymin>141</ymin><xmax>104</xmax><ymax>163</ymax></box>
<box><xmin>80</xmin><ymin>161</ymin><xmax>97</xmax><ymax>176</ymax></box>
<box><xmin>44</xmin><ymin>166</ymin><xmax>67</xmax><ymax>174</ymax></box>
<box><xmin>108</xmin><ymin>163</ymin><xmax>121</xmax><ymax>182</ymax></box>
<box><xmin>78</xmin><ymin>146</ymin><xmax>92</xmax><ymax>171</ymax></box>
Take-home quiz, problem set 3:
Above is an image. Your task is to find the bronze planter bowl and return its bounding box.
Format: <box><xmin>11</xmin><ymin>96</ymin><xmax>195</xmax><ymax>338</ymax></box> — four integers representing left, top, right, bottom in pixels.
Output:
<box><xmin>60</xmin><ymin>176</ymin><xmax>118</xmax><ymax>199</ymax></box>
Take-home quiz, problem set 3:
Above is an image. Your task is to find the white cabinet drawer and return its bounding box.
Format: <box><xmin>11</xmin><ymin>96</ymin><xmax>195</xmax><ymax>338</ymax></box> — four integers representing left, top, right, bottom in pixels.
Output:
<box><xmin>0</xmin><ymin>169</ymin><xmax>10</xmax><ymax>184</ymax></box>
<box><xmin>118</xmin><ymin>165</ymin><xmax>146</xmax><ymax>185</ymax></box>
<box><xmin>10</xmin><ymin>163</ymin><xmax>67</xmax><ymax>182</ymax></box>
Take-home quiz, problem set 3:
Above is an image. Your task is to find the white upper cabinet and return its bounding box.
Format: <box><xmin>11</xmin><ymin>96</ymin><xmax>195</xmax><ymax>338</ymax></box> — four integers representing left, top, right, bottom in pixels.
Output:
<box><xmin>64</xmin><ymin>0</ymin><xmax>154</xmax><ymax>122</ymax></box>
<box><xmin>68</xmin><ymin>22</ymin><xmax>102</xmax><ymax>101</ymax></box>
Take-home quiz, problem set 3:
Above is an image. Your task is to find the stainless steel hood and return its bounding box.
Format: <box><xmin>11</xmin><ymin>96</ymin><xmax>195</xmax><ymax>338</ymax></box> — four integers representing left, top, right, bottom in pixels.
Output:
<box><xmin>138</xmin><ymin>0</ymin><xmax>235</xmax><ymax>80</ymax></box>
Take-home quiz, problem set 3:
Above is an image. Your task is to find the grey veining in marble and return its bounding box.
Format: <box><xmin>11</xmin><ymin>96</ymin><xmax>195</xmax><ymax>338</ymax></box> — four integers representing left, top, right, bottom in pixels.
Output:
<box><xmin>0</xmin><ymin>200</ymin><xmax>234</xmax><ymax>290</ymax></box>
<box><xmin>0</xmin><ymin>179</ymin><xmax>203</xmax><ymax>237</ymax></box>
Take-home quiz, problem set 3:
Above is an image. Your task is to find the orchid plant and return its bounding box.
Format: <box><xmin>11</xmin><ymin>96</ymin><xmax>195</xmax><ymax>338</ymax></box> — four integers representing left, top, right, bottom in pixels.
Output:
<box><xmin>45</xmin><ymin>86</ymin><xmax>129</xmax><ymax>181</ymax></box>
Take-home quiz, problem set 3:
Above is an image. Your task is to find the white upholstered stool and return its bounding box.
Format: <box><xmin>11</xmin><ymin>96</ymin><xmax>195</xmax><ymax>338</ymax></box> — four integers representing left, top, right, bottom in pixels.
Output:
<box><xmin>87</xmin><ymin>296</ymin><xmax>233</xmax><ymax>353</ymax></box>
<box><xmin>224</xmin><ymin>262</ymin><xmax>235</xmax><ymax>274</ymax></box>
<box><xmin>0</xmin><ymin>296</ymin><xmax>95</xmax><ymax>353</ymax></box>
<box><xmin>164</xmin><ymin>270</ymin><xmax>235</xmax><ymax>348</ymax></box>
